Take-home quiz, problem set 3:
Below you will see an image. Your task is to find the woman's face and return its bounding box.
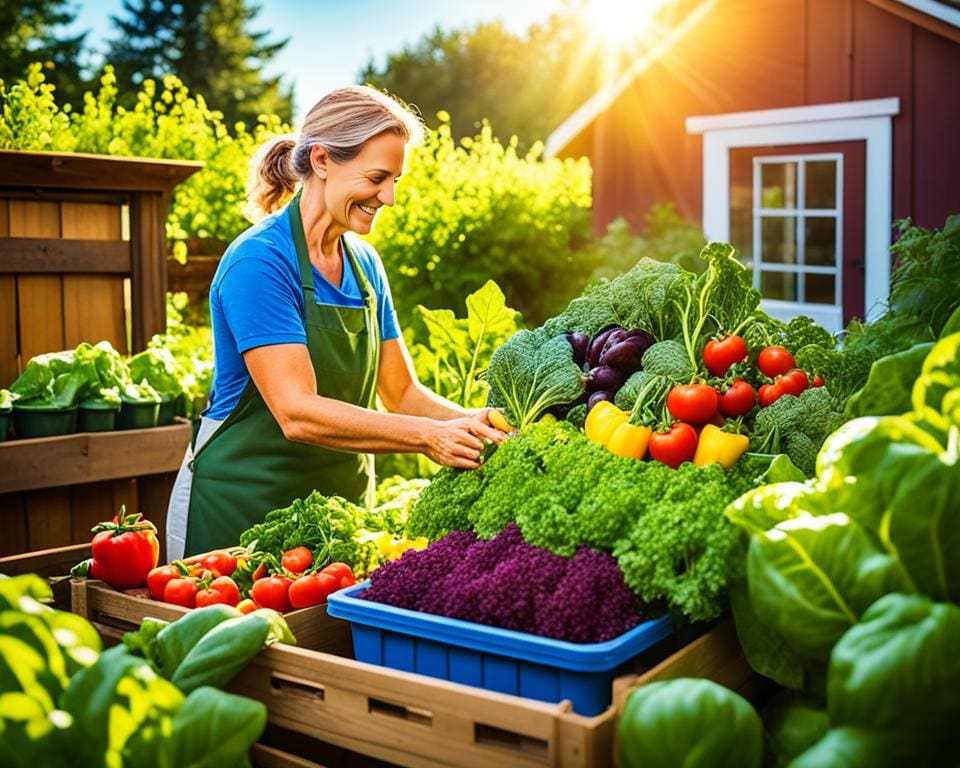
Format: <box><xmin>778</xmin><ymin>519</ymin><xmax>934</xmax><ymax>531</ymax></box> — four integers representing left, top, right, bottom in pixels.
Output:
<box><xmin>323</xmin><ymin>131</ymin><xmax>406</xmax><ymax>235</ymax></box>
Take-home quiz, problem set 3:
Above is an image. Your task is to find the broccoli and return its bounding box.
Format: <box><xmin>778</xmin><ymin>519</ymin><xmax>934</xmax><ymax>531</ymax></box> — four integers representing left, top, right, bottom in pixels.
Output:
<box><xmin>750</xmin><ymin>387</ymin><xmax>844</xmax><ymax>476</ymax></box>
<box><xmin>565</xmin><ymin>402</ymin><xmax>588</xmax><ymax>430</ymax></box>
<box><xmin>486</xmin><ymin>331</ymin><xmax>588</xmax><ymax>430</ymax></box>
<box><xmin>613</xmin><ymin>462</ymin><xmax>756</xmax><ymax>622</ymax></box>
<box><xmin>640</xmin><ymin>340</ymin><xmax>694</xmax><ymax>383</ymax></box>
<box><xmin>783</xmin><ymin>315</ymin><xmax>836</xmax><ymax>353</ymax></box>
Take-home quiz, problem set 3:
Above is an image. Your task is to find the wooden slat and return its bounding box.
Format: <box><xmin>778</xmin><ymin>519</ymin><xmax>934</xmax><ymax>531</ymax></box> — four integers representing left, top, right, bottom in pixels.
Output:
<box><xmin>0</xmin><ymin>238</ymin><xmax>131</xmax><ymax>273</ymax></box>
<box><xmin>70</xmin><ymin>481</ymin><xmax>115</xmax><ymax>545</ymax></box>
<box><xmin>60</xmin><ymin>201</ymin><xmax>122</xmax><ymax>240</ymax></box>
<box><xmin>0</xmin><ymin>493</ymin><xmax>29</xmax><ymax>557</ymax></box>
<box><xmin>62</xmin><ymin>275</ymin><xmax>127</xmax><ymax>351</ymax></box>
<box><xmin>112</xmin><ymin>478</ymin><xmax>139</xmax><ymax>522</ymax></box>
<box><xmin>0</xmin><ymin>422</ymin><xmax>191</xmax><ymax>493</ymax></box>
<box><xmin>129</xmin><ymin>192</ymin><xmax>167</xmax><ymax>350</ymax></box>
<box><xmin>0</xmin><ymin>200</ymin><xmax>15</xmax><ymax>384</ymax></box>
<box><xmin>8</xmin><ymin>199</ymin><xmax>60</xmax><ymax>237</ymax></box>
<box><xmin>0</xmin><ymin>542</ymin><xmax>90</xmax><ymax>576</ymax></box>
<box><xmin>26</xmin><ymin>487</ymin><xmax>73</xmax><ymax>550</ymax></box>
<box><xmin>134</xmin><ymin>472</ymin><xmax>179</xmax><ymax>565</ymax></box>
<box><xmin>0</xmin><ymin>150</ymin><xmax>203</xmax><ymax>193</ymax></box>
<box><xmin>17</xmin><ymin>274</ymin><xmax>65</xmax><ymax>363</ymax></box>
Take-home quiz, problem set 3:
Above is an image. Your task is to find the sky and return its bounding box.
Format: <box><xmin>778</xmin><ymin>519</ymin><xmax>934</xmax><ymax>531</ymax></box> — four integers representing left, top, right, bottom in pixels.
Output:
<box><xmin>64</xmin><ymin>0</ymin><xmax>569</xmax><ymax>122</ymax></box>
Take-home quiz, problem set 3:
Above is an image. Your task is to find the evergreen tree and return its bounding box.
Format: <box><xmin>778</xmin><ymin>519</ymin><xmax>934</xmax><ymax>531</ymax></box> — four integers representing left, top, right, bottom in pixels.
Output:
<box><xmin>0</xmin><ymin>0</ymin><xmax>88</xmax><ymax>105</ymax></box>
<box><xmin>106</xmin><ymin>0</ymin><xmax>292</xmax><ymax>127</ymax></box>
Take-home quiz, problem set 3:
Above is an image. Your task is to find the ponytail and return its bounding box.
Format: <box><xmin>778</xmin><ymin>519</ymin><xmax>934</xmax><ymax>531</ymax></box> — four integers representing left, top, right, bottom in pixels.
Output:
<box><xmin>245</xmin><ymin>135</ymin><xmax>299</xmax><ymax>219</ymax></box>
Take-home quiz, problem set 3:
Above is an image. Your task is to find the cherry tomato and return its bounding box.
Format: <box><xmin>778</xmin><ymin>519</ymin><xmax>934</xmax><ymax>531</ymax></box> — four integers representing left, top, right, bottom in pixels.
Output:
<box><xmin>281</xmin><ymin>546</ymin><xmax>314</xmax><ymax>575</ymax></box>
<box><xmin>758</xmin><ymin>382</ymin><xmax>785</xmax><ymax>408</ymax></box>
<box><xmin>195</xmin><ymin>576</ymin><xmax>242</xmax><ymax>608</ymax></box>
<box><xmin>666</xmin><ymin>384</ymin><xmax>719</xmax><ymax>424</ymax></box>
<box><xmin>703</xmin><ymin>335</ymin><xmax>748</xmax><ymax>377</ymax></box>
<box><xmin>237</xmin><ymin>599</ymin><xmax>257</xmax><ymax>615</ymax></box>
<box><xmin>251</xmin><ymin>575</ymin><xmax>293</xmax><ymax>613</ymax></box>
<box><xmin>320</xmin><ymin>562</ymin><xmax>356</xmax><ymax>588</ymax></box>
<box><xmin>289</xmin><ymin>572</ymin><xmax>340</xmax><ymax>609</ymax></box>
<box><xmin>757</xmin><ymin>346</ymin><xmax>796</xmax><ymax>378</ymax></box>
<box><xmin>778</xmin><ymin>369</ymin><xmax>809</xmax><ymax>397</ymax></box>
<box><xmin>648</xmin><ymin>422</ymin><xmax>699</xmax><ymax>469</ymax></box>
<box><xmin>718</xmin><ymin>379</ymin><xmax>756</xmax><ymax>417</ymax></box>
<box><xmin>164</xmin><ymin>577</ymin><xmax>200</xmax><ymax>608</ymax></box>
<box><xmin>812</xmin><ymin>374</ymin><xmax>825</xmax><ymax>388</ymax></box>
<box><xmin>199</xmin><ymin>550</ymin><xmax>237</xmax><ymax>577</ymax></box>
<box><xmin>147</xmin><ymin>564</ymin><xmax>182</xmax><ymax>602</ymax></box>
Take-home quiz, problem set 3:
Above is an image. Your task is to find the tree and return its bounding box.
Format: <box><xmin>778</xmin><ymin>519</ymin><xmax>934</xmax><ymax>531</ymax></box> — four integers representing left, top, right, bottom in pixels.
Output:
<box><xmin>359</xmin><ymin>6</ymin><xmax>609</xmax><ymax>149</ymax></box>
<box><xmin>0</xmin><ymin>0</ymin><xmax>88</xmax><ymax>105</ymax></box>
<box><xmin>105</xmin><ymin>0</ymin><xmax>292</xmax><ymax>127</ymax></box>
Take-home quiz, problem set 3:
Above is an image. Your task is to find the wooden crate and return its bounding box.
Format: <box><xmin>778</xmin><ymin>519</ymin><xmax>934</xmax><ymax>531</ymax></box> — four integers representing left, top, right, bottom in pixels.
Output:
<box><xmin>71</xmin><ymin>579</ymin><xmax>354</xmax><ymax>658</ymax></box>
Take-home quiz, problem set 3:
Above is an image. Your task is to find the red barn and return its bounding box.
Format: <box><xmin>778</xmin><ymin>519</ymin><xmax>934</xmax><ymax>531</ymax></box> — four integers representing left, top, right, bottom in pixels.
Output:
<box><xmin>547</xmin><ymin>0</ymin><xmax>960</xmax><ymax>332</ymax></box>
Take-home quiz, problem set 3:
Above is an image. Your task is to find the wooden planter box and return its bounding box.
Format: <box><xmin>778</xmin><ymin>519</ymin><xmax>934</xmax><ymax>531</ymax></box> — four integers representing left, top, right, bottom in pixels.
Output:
<box><xmin>71</xmin><ymin>579</ymin><xmax>756</xmax><ymax>768</ymax></box>
<box><xmin>71</xmin><ymin>579</ymin><xmax>354</xmax><ymax>658</ymax></box>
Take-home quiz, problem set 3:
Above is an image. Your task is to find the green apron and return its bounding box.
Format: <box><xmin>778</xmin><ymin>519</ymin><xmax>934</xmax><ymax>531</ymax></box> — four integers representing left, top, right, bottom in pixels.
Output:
<box><xmin>183</xmin><ymin>191</ymin><xmax>380</xmax><ymax>556</ymax></box>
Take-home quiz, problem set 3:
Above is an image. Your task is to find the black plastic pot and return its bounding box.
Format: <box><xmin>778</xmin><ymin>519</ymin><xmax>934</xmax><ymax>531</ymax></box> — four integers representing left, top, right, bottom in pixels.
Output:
<box><xmin>117</xmin><ymin>399</ymin><xmax>160</xmax><ymax>430</ymax></box>
<box><xmin>0</xmin><ymin>407</ymin><xmax>10</xmax><ymax>442</ymax></box>
<box><xmin>157</xmin><ymin>396</ymin><xmax>177</xmax><ymax>426</ymax></box>
<box><xmin>78</xmin><ymin>401</ymin><xmax>120</xmax><ymax>433</ymax></box>
<box><xmin>12</xmin><ymin>404</ymin><xmax>78</xmax><ymax>439</ymax></box>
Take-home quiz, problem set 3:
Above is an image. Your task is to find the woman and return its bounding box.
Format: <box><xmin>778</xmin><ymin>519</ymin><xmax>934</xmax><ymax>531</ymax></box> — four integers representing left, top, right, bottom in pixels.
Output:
<box><xmin>167</xmin><ymin>86</ymin><xmax>505</xmax><ymax>560</ymax></box>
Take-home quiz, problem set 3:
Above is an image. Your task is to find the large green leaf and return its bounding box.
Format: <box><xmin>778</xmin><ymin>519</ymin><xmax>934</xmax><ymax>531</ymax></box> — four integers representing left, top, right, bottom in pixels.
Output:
<box><xmin>747</xmin><ymin>513</ymin><xmax>911</xmax><ymax>661</ymax></box>
<box><xmin>843</xmin><ymin>341</ymin><xmax>934</xmax><ymax>419</ymax></box>
<box><xmin>729</xmin><ymin>580</ymin><xmax>805</xmax><ymax>690</ymax></box>
<box><xmin>912</xmin><ymin>332</ymin><xmax>960</xmax><ymax>430</ymax></box>
<box><xmin>166</xmin><ymin>687</ymin><xmax>266</xmax><ymax>768</ymax></box>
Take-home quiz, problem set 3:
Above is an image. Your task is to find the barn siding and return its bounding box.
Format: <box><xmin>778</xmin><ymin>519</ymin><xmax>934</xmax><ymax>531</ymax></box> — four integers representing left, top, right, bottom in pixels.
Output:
<box><xmin>571</xmin><ymin>0</ymin><xmax>960</xmax><ymax>236</ymax></box>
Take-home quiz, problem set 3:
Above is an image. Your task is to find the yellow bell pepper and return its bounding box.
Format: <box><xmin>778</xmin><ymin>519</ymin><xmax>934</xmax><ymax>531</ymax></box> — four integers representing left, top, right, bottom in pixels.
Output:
<box><xmin>585</xmin><ymin>401</ymin><xmax>629</xmax><ymax>445</ymax></box>
<box><xmin>606</xmin><ymin>421</ymin><xmax>652</xmax><ymax>459</ymax></box>
<box><xmin>693</xmin><ymin>424</ymin><xmax>750</xmax><ymax>468</ymax></box>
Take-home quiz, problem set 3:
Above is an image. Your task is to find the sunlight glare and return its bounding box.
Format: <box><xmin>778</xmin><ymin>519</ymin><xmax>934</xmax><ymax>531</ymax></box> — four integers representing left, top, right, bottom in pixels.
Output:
<box><xmin>582</xmin><ymin>0</ymin><xmax>669</xmax><ymax>45</ymax></box>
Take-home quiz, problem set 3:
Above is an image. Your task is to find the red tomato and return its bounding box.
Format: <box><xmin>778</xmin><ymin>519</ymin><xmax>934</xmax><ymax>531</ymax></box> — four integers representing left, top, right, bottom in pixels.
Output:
<box><xmin>199</xmin><ymin>550</ymin><xmax>237</xmax><ymax>577</ymax></box>
<box><xmin>147</xmin><ymin>564</ymin><xmax>182</xmax><ymax>601</ymax></box>
<box><xmin>648</xmin><ymin>423</ymin><xmax>698</xmax><ymax>469</ymax></box>
<box><xmin>281</xmin><ymin>546</ymin><xmax>314</xmax><ymax>575</ymax></box>
<box><xmin>758</xmin><ymin>382</ymin><xmax>786</xmax><ymax>408</ymax></box>
<box><xmin>237</xmin><ymin>599</ymin><xmax>257</xmax><ymax>615</ymax></box>
<box><xmin>666</xmin><ymin>384</ymin><xmax>719</xmax><ymax>424</ymax></box>
<box><xmin>779</xmin><ymin>369</ymin><xmax>809</xmax><ymax>397</ymax></box>
<box><xmin>812</xmin><ymin>374</ymin><xmax>825</xmax><ymax>388</ymax></box>
<box><xmin>703</xmin><ymin>335</ymin><xmax>748</xmax><ymax>377</ymax></box>
<box><xmin>251</xmin><ymin>562</ymin><xmax>268</xmax><ymax>581</ymax></box>
<box><xmin>164</xmin><ymin>577</ymin><xmax>200</xmax><ymax>608</ymax></box>
<box><xmin>288</xmin><ymin>572</ymin><xmax>339</xmax><ymax>609</ymax></box>
<box><xmin>320</xmin><ymin>562</ymin><xmax>356</xmax><ymax>588</ymax></box>
<box><xmin>89</xmin><ymin>510</ymin><xmax>160</xmax><ymax>589</ymax></box>
<box><xmin>718</xmin><ymin>379</ymin><xmax>756</xmax><ymax>418</ymax></box>
<box><xmin>757</xmin><ymin>346</ymin><xmax>796</xmax><ymax>378</ymax></box>
<box><xmin>251</xmin><ymin>575</ymin><xmax>293</xmax><ymax>613</ymax></box>
<box><xmin>195</xmin><ymin>576</ymin><xmax>242</xmax><ymax>608</ymax></box>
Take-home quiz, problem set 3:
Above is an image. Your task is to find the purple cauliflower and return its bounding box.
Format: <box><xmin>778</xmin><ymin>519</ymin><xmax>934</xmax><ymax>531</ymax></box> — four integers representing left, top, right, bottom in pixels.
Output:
<box><xmin>362</xmin><ymin>523</ymin><xmax>643</xmax><ymax>644</ymax></box>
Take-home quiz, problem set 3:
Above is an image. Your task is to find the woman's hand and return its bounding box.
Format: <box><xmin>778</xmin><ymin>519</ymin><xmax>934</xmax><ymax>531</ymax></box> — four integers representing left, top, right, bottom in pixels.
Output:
<box><xmin>424</xmin><ymin>415</ymin><xmax>506</xmax><ymax>469</ymax></box>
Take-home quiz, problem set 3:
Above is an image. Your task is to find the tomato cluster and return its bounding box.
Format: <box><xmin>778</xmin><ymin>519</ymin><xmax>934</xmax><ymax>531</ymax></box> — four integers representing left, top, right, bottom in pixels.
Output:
<box><xmin>145</xmin><ymin>546</ymin><xmax>356</xmax><ymax>613</ymax></box>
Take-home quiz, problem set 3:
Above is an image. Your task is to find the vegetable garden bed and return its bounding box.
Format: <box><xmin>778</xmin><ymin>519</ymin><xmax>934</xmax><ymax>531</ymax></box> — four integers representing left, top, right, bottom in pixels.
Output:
<box><xmin>71</xmin><ymin>577</ymin><xmax>754</xmax><ymax>767</ymax></box>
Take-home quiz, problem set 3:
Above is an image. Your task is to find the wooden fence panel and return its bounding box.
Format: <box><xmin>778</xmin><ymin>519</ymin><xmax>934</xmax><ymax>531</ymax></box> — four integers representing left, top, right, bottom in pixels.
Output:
<box><xmin>10</xmin><ymin>200</ymin><xmax>66</xmax><ymax>361</ymax></box>
<box><xmin>0</xmin><ymin>495</ymin><xmax>29</xmax><ymax>558</ymax></box>
<box><xmin>26</xmin><ymin>488</ymin><xmax>73</xmax><ymax>551</ymax></box>
<box><xmin>60</xmin><ymin>202</ymin><xmax>128</xmax><ymax>352</ymax></box>
<box><xmin>0</xmin><ymin>200</ymin><xmax>16</xmax><ymax>386</ymax></box>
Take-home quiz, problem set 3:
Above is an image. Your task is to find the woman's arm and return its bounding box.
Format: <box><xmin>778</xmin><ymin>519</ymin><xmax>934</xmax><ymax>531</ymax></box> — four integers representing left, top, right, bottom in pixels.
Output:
<box><xmin>376</xmin><ymin>337</ymin><xmax>471</xmax><ymax>419</ymax></box>
<box><xmin>243</xmin><ymin>343</ymin><xmax>502</xmax><ymax>468</ymax></box>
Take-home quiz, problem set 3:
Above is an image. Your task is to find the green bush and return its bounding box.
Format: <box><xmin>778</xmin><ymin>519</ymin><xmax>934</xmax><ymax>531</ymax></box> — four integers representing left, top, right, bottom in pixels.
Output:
<box><xmin>367</xmin><ymin>111</ymin><xmax>595</xmax><ymax>327</ymax></box>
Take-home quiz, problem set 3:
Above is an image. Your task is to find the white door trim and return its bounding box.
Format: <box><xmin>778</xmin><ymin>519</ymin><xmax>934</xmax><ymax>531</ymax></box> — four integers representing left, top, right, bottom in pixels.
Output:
<box><xmin>686</xmin><ymin>98</ymin><xmax>899</xmax><ymax>322</ymax></box>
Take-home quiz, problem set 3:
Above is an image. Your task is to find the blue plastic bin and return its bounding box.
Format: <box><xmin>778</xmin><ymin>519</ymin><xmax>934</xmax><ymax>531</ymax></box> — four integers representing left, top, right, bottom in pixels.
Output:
<box><xmin>327</xmin><ymin>581</ymin><xmax>674</xmax><ymax>715</ymax></box>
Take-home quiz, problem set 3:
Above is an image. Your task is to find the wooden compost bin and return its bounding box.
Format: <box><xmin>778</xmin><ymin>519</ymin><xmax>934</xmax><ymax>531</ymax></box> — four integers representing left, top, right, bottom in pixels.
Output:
<box><xmin>0</xmin><ymin>150</ymin><xmax>202</xmax><ymax>566</ymax></box>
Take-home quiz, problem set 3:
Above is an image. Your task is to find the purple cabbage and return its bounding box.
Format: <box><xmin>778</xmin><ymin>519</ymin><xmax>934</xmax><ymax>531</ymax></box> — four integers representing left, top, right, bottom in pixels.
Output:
<box><xmin>362</xmin><ymin>523</ymin><xmax>643</xmax><ymax>643</ymax></box>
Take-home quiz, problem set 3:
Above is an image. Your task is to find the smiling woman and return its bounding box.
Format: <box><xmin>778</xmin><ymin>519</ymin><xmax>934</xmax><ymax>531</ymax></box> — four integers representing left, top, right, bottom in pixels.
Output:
<box><xmin>165</xmin><ymin>85</ymin><xmax>508</xmax><ymax>561</ymax></box>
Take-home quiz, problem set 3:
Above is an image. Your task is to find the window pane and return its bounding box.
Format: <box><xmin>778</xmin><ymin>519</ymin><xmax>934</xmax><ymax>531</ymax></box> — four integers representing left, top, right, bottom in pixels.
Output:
<box><xmin>805</xmin><ymin>218</ymin><xmax>837</xmax><ymax>266</ymax></box>
<box><xmin>760</xmin><ymin>162</ymin><xmax>797</xmax><ymax>209</ymax></box>
<box><xmin>761</xmin><ymin>216</ymin><xmax>797</xmax><ymax>264</ymax></box>
<box><xmin>761</xmin><ymin>271</ymin><xmax>798</xmax><ymax>301</ymax></box>
<box><xmin>805</xmin><ymin>273</ymin><xmax>836</xmax><ymax>305</ymax></box>
<box><xmin>805</xmin><ymin>161</ymin><xmax>837</xmax><ymax>209</ymax></box>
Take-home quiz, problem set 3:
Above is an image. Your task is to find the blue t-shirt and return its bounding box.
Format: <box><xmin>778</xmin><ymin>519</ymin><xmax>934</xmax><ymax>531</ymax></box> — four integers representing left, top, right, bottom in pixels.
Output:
<box><xmin>205</xmin><ymin>206</ymin><xmax>400</xmax><ymax>419</ymax></box>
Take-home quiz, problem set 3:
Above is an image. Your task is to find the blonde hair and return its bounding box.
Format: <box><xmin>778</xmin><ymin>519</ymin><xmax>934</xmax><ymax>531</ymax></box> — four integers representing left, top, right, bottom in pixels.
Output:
<box><xmin>246</xmin><ymin>86</ymin><xmax>423</xmax><ymax>218</ymax></box>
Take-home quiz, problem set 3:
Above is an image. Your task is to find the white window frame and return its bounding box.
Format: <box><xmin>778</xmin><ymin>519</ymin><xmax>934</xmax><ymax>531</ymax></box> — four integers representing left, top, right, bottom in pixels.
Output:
<box><xmin>686</xmin><ymin>97</ymin><xmax>899</xmax><ymax>324</ymax></box>
<box><xmin>751</xmin><ymin>153</ymin><xmax>844</xmax><ymax>330</ymax></box>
